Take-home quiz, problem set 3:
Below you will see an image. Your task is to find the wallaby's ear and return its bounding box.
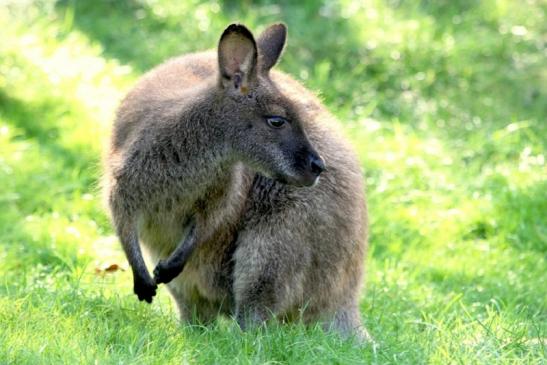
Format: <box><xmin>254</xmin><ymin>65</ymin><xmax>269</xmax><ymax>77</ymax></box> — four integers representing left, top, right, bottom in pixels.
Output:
<box><xmin>257</xmin><ymin>23</ymin><xmax>287</xmax><ymax>73</ymax></box>
<box><xmin>218</xmin><ymin>24</ymin><xmax>257</xmax><ymax>94</ymax></box>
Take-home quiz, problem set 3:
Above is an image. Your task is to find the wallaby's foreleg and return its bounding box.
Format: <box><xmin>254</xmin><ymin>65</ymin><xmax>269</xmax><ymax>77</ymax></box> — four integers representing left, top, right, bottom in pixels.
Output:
<box><xmin>109</xmin><ymin>188</ymin><xmax>157</xmax><ymax>303</ymax></box>
<box><xmin>116</xmin><ymin>219</ymin><xmax>158</xmax><ymax>303</ymax></box>
<box><xmin>153</xmin><ymin>222</ymin><xmax>197</xmax><ymax>285</ymax></box>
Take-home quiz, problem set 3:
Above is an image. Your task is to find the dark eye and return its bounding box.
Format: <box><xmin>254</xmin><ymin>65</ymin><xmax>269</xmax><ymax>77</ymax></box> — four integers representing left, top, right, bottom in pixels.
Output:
<box><xmin>266</xmin><ymin>116</ymin><xmax>287</xmax><ymax>129</ymax></box>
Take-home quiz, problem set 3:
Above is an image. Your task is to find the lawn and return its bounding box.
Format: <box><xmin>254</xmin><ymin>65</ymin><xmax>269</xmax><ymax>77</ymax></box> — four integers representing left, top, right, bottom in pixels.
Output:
<box><xmin>0</xmin><ymin>0</ymin><xmax>545</xmax><ymax>364</ymax></box>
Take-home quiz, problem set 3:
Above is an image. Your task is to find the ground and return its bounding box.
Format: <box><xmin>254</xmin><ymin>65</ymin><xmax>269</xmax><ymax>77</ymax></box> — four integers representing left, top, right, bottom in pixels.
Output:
<box><xmin>0</xmin><ymin>0</ymin><xmax>545</xmax><ymax>364</ymax></box>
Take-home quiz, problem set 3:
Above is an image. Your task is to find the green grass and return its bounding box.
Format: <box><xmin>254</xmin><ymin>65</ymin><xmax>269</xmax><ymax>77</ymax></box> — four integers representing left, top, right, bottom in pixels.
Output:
<box><xmin>0</xmin><ymin>0</ymin><xmax>545</xmax><ymax>363</ymax></box>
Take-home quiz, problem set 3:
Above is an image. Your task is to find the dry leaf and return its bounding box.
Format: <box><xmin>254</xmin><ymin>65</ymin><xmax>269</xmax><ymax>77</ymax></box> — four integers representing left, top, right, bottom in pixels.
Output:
<box><xmin>94</xmin><ymin>263</ymin><xmax>125</xmax><ymax>275</ymax></box>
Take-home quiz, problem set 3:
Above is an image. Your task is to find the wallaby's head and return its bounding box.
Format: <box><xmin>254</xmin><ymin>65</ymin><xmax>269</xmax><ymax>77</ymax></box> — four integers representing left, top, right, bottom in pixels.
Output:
<box><xmin>214</xmin><ymin>23</ymin><xmax>325</xmax><ymax>187</ymax></box>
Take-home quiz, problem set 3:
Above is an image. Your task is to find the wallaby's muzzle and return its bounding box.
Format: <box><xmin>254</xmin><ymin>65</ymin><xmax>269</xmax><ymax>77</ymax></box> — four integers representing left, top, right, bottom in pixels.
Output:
<box><xmin>287</xmin><ymin>151</ymin><xmax>326</xmax><ymax>187</ymax></box>
<box><xmin>301</xmin><ymin>152</ymin><xmax>326</xmax><ymax>187</ymax></box>
<box><xmin>309</xmin><ymin>154</ymin><xmax>326</xmax><ymax>175</ymax></box>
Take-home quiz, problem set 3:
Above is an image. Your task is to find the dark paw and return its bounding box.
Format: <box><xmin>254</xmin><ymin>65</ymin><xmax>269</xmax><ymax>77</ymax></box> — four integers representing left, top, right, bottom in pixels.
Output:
<box><xmin>133</xmin><ymin>276</ymin><xmax>157</xmax><ymax>303</ymax></box>
<box><xmin>153</xmin><ymin>259</ymin><xmax>181</xmax><ymax>285</ymax></box>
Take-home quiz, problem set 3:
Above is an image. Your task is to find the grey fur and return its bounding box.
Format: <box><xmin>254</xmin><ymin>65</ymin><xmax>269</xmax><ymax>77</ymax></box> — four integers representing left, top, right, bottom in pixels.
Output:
<box><xmin>103</xmin><ymin>23</ymin><xmax>369</xmax><ymax>340</ymax></box>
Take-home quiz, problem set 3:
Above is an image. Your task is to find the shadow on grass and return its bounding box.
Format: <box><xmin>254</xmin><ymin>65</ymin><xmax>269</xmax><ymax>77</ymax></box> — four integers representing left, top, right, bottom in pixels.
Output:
<box><xmin>361</xmin><ymin>1</ymin><xmax>545</xmax><ymax>130</ymax></box>
<box><xmin>464</xmin><ymin>177</ymin><xmax>547</xmax><ymax>253</ymax></box>
<box><xmin>423</xmin><ymin>266</ymin><xmax>544</xmax><ymax>309</ymax></box>
<box><xmin>0</xmin><ymin>218</ymin><xmax>81</xmax><ymax>288</ymax></box>
<box><xmin>416</xmin><ymin>178</ymin><xmax>546</xmax><ymax>312</ymax></box>
<box><xmin>0</xmin><ymin>90</ymin><xmax>99</xmax><ymax>273</ymax></box>
<box><xmin>54</xmin><ymin>0</ymin><xmax>368</xmax><ymax>108</ymax></box>
<box><xmin>54</xmin><ymin>0</ymin><xmax>343</xmax><ymax>70</ymax></box>
<box><xmin>54</xmin><ymin>0</ymin><xmax>546</xmax><ymax>133</ymax></box>
<box><xmin>55</xmin><ymin>0</ymin><xmax>194</xmax><ymax>71</ymax></box>
<box><xmin>0</xmin><ymin>89</ymin><xmax>97</xmax><ymax>174</ymax></box>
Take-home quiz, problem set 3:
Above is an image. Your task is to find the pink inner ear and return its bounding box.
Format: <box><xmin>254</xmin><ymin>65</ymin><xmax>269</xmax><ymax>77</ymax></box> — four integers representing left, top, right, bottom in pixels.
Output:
<box><xmin>220</xmin><ymin>34</ymin><xmax>255</xmax><ymax>76</ymax></box>
<box><xmin>228</xmin><ymin>57</ymin><xmax>241</xmax><ymax>73</ymax></box>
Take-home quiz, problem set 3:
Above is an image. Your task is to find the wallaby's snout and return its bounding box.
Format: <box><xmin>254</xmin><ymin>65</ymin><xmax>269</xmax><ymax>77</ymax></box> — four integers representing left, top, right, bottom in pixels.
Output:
<box><xmin>309</xmin><ymin>153</ymin><xmax>326</xmax><ymax>176</ymax></box>
<box><xmin>290</xmin><ymin>148</ymin><xmax>326</xmax><ymax>187</ymax></box>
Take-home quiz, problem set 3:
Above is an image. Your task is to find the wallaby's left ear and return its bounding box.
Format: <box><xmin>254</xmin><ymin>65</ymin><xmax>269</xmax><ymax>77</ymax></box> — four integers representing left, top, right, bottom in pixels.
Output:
<box><xmin>218</xmin><ymin>24</ymin><xmax>258</xmax><ymax>94</ymax></box>
<box><xmin>257</xmin><ymin>23</ymin><xmax>287</xmax><ymax>73</ymax></box>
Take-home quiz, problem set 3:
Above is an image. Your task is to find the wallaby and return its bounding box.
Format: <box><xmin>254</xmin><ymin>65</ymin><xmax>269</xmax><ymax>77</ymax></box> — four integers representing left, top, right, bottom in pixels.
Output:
<box><xmin>103</xmin><ymin>23</ymin><xmax>369</xmax><ymax>340</ymax></box>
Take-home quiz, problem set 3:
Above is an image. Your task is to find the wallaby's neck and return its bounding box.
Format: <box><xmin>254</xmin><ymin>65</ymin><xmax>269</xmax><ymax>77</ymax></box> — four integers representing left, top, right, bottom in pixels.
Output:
<box><xmin>167</xmin><ymin>83</ymin><xmax>249</xmax><ymax>209</ymax></box>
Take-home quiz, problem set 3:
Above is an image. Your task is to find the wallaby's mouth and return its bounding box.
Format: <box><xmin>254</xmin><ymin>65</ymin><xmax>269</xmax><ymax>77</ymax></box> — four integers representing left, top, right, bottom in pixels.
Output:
<box><xmin>256</xmin><ymin>169</ymin><xmax>320</xmax><ymax>188</ymax></box>
<box><xmin>253</xmin><ymin>150</ymin><xmax>326</xmax><ymax>187</ymax></box>
<box><xmin>283</xmin><ymin>174</ymin><xmax>321</xmax><ymax>187</ymax></box>
<box><xmin>276</xmin><ymin>164</ymin><xmax>326</xmax><ymax>188</ymax></box>
<box><xmin>275</xmin><ymin>152</ymin><xmax>326</xmax><ymax>187</ymax></box>
<box><xmin>275</xmin><ymin>173</ymin><xmax>318</xmax><ymax>187</ymax></box>
<box><xmin>299</xmin><ymin>174</ymin><xmax>321</xmax><ymax>187</ymax></box>
<box><xmin>295</xmin><ymin>172</ymin><xmax>323</xmax><ymax>187</ymax></box>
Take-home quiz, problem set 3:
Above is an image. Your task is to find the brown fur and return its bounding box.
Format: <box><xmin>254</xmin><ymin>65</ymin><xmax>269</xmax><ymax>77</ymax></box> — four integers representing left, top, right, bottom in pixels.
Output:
<box><xmin>103</xmin><ymin>23</ymin><xmax>369</xmax><ymax>339</ymax></box>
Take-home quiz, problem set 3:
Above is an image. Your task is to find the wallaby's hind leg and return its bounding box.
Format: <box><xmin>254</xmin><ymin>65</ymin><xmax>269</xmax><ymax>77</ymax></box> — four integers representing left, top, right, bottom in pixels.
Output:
<box><xmin>153</xmin><ymin>220</ymin><xmax>197</xmax><ymax>285</ymax></box>
<box><xmin>325</xmin><ymin>305</ymin><xmax>372</xmax><ymax>343</ymax></box>
<box><xmin>167</xmin><ymin>283</ymin><xmax>224</xmax><ymax>325</ymax></box>
<box><xmin>234</xmin><ymin>267</ymin><xmax>279</xmax><ymax>330</ymax></box>
<box><xmin>232</xmin><ymin>229</ymin><xmax>302</xmax><ymax>330</ymax></box>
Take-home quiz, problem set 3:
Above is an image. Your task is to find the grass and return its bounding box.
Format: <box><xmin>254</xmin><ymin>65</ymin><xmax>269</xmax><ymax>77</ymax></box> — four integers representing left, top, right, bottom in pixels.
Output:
<box><xmin>0</xmin><ymin>0</ymin><xmax>545</xmax><ymax>363</ymax></box>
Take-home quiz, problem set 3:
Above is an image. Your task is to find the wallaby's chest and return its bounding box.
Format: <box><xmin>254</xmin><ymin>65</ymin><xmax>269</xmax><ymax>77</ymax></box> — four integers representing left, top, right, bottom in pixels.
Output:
<box><xmin>138</xmin><ymin>194</ymin><xmax>240</xmax><ymax>302</ymax></box>
<box><xmin>138</xmin><ymin>201</ymin><xmax>192</xmax><ymax>258</ymax></box>
<box><xmin>137</xmin><ymin>178</ymin><xmax>240</xmax><ymax>251</ymax></box>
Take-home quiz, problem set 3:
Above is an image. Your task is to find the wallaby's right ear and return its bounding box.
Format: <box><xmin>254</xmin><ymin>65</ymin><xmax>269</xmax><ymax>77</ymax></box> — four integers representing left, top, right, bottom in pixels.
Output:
<box><xmin>218</xmin><ymin>24</ymin><xmax>257</xmax><ymax>94</ymax></box>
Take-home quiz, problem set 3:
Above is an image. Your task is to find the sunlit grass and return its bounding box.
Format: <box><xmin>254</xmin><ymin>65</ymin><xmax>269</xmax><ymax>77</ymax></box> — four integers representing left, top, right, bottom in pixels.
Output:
<box><xmin>0</xmin><ymin>0</ymin><xmax>545</xmax><ymax>363</ymax></box>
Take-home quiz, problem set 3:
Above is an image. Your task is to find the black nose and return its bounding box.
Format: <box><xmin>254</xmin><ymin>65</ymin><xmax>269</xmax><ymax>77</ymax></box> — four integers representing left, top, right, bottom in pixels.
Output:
<box><xmin>309</xmin><ymin>154</ymin><xmax>326</xmax><ymax>175</ymax></box>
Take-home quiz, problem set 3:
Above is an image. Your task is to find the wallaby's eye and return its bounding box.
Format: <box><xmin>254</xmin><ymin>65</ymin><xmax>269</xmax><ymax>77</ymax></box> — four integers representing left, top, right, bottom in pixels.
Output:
<box><xmin>266</xmin><ymin>116</ymin><xmax>287</xmax><ymax>129</ymax></box>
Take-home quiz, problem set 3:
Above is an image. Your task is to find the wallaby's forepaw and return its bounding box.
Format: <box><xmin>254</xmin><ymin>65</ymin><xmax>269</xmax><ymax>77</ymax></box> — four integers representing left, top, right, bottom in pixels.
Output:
<box><xmin>133</xmin><ymin>275</ymin><xmax>157</xmax><ymax>303</ymax></box>
<box><xmin>153</xmin><ymin>259</ymin><xmax>182</xmax><ymax>285</ymax></box>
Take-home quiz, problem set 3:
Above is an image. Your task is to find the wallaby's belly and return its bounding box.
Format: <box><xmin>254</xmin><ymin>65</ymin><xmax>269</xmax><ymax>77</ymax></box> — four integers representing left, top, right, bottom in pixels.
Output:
<box><xmin>138</xmin><ymin>184</ymin><xmax>245</xmax><ymax>303</ymax></box>
<box><xmin>143</xmin><ymin>224</ymin><xmax>236</xmax><ymax>304</ymax></box>
<box><xmin>139</xmin><ymin>211</ymin><xmax>234</xmax><ymax>302</ymax></box>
